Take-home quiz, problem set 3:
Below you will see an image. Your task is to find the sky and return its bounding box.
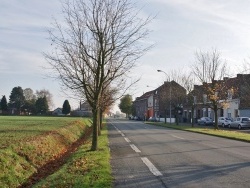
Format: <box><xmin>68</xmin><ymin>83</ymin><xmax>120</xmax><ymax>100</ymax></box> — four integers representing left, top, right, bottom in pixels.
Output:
<box><xmin>1</xmin><ymin>0</ymin><xmax>250</xmax><ymax>112</ymax></box>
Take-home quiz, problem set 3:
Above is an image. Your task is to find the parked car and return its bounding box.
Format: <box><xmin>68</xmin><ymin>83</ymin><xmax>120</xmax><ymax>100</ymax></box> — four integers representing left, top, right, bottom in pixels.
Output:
<box><xmin>129</xmin><ymin>116</ymin><xmax>134</xmax><ymax>120</ymax></box>
<box><xmin>228</xmin><ymin>117</ymin><xmax>250</xmax><ymax>129</ymax></box>
<box><xmin>197</xmin><ymin>117</ymin><xmax>213</xmax><ymax>125</ymax></box>
<box><xmin>217</xmin><ymin>117</ymin><xmax>232</xmax><ymax>127</ymax></box>
<box><xmin>148</xmin><ymin>117</ymin><xmax>158</xmax><ymax>122</ymax></box>
<box><xmin>134</xmin><ymin>116</ymin><xmax>138</xmax><ymax>120</ymax></box>
<box><xmin>135</xmin><ymin>116</ymin><xmax>142</xmax><ymax>121</ymax></box>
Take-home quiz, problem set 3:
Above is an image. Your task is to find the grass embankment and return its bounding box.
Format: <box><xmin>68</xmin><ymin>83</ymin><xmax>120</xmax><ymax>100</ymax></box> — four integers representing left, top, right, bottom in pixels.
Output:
<box><xmin>0</xmin><ymin>116</ymin><xmax>112</xmax><ymax>188</ymax></box>
<box><xmin>146</xmin><ymin>122</ymin><xmax>250</xmax><ymax>142</ymax></box>
<box><xmin>34</xmin><ymin>125</ymin><xmax>112</xmax><ymax>188</ymax></box>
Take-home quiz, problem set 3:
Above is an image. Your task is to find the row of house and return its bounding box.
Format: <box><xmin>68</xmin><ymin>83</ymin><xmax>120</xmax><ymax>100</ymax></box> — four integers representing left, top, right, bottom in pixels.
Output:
<box><xmin>133</xmin><ymin>74</ymin><xmax>250</xmax><ymax>123</ymax></box>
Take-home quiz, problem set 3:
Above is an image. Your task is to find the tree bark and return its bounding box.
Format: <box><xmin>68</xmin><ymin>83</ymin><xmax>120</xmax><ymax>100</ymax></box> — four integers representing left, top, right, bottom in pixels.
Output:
<box><xmin>99</xmin><ymin>109</ymin><xmax>103</xmax><ymax>136</ymax></box>
<box><xmin>91</xmin><ymin>108</ymin><xmax>99</xmax><ymax>151</ymax></box>
<box><xmin>214</xmin><ymin>105</ymin><xmax>219</xmax><ymax>130</ymax></box>
<box><xmin>191</xmin><ymin>105</ymin><xmax>195</xmax><ymax>127</ymax></box>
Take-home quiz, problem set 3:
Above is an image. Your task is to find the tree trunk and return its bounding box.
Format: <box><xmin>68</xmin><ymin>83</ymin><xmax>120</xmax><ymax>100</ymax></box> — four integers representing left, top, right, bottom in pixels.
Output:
<box><xmin>164</xmin><ymin>109</ymin><xmax>167</xmax><ymax>123</ymax></box>
<box><xmin>100</xmin><ymin>110</ymin><xmax>103</xmax><ymax>130</ymax></box>
<box><xmin>175</xmin><ymin>110</ymin><xmax>179</xmax><ymax>125</ymax></box>
<box><xmin>175</xmin><ymin>115</ymin><xmax>179</xmax><ymax>125</ymax></box>
<box><xmin>214</xmin><ymin>105</ymin><xmax>219</xmax><ymax>130</ymax></box>
<box><xmin>98</xmin><ymin>110</ymin><xmax>103</xmax><ymax>136</ymax></box>
<box><xmin>91</xmin><ymin>108</ymin><xmax>99</xmax><ymax>151</ymax></box>
<box><xmin>191</xmin><ymin>105</ymin><xmax>195</xmax><ymax>127</ymax></box>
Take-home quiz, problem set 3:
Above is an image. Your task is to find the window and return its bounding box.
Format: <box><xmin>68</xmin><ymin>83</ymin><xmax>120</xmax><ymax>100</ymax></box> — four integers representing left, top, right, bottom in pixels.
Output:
<box><xmin>203</xmin><ymin>94</ymin><xmax>207</xmax><ymax>104</ymax></box>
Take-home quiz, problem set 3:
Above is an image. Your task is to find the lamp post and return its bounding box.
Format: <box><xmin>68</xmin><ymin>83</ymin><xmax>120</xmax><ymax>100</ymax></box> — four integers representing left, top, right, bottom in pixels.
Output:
<box><xmin>157</xmin><ymin>69</ymin><xmax>172</xmax><ymax>124</ymax></box>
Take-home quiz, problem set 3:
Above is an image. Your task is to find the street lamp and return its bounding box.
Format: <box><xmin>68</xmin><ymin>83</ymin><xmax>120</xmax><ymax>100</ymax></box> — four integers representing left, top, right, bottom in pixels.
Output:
<box><xmin>157</xmin><ymin>70</ymin><xmax>172</xmax><ymax>124</ymax></box>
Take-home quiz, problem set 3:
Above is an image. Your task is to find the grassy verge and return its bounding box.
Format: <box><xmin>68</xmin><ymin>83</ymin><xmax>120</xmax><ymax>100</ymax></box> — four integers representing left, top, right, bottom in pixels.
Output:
<box><xmin>33</xmin><ymin>125</ymin><xmax>112</xmax><ymax>188</ymax></box>
<box><xmin>0</xmin><ymin>116</ymin><xmax>92</xmax><ymax>187</ymax></box>
<box><xmin>146</xmin><ymin>122</ymin><xmax>250</xmax><ymax>142</ymax></box>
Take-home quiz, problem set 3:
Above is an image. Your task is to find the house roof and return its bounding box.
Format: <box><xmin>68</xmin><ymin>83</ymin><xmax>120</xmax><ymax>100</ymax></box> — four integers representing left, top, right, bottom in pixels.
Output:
<box><xmin>134</xmin><ymin>90</ymin><xmax>156</xmax><ymax>102</ymax></box>
<box><xmin>53</xmin><ymin>107</ymin><xmax>62</xmax><ymax>112</ymax></box>
<box><xmin>187</xmin><ymin>74</ymin><xmax>250</xmax><ymax>109</ymax></box>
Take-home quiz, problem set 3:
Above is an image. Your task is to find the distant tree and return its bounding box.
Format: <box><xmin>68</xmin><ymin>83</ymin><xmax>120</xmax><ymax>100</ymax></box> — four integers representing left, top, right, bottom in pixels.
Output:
<box><xmin>131</xmin><ymin>103</ymin><xmax>136</xmax><ymax>117</ymax></box>
<box><xmin>23</xmin><ymin>88</ymin><xmax>36</xmax><ymax>114</ymax></box>
<box><xmin>35</xmin><ymin>97</ymin><xmax>49</xmax><ymax>115</ymax></box>
<box><xmin>24</xmin><ymin>88</ymin><xmax>36</xmax><ymax>101</ymax></box>
<box><xmin>1</xmin><ymin>95</ymin><xmax>8</xmax><ymax>112</ymax></box>
<box><xmin>9</xmin><ymin>86</ymin><xmax>25</xmax><ymax>114</ymax></box>
<box><xmin>180</xmin><ymin>73</ymin><xmax>196</xmax><ymax>127</ymax></box>
<box><xmin>99</xmin><ymin>86</ymin><xmax>118</xmax><ymax>134</ymax></box>
<box><xmin>119</xmin><ymin>94</ymin><xmax>133</xmax><ymax>117</ymax></box>
<box><xmin>22</xmin><ymin>100</ymin><xmax>36</xmax><ymax>115</ymax></box>
<box><xmin>192</xmin><ymin>49</ymin><xmax>233</xmax><ymax>129</ymax></box>
<box><xmin>62</xmin><ymin>100</ymin><xmax>71</xmax><ymax>115</ymax></box>
<box><xmin>36</xmin><ymin>89</ymin><xmax>53</xmax><ymax>110</ymax></box>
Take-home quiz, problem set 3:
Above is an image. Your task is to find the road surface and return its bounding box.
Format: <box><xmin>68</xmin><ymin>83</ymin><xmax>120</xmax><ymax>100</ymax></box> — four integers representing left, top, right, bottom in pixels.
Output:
<box><xmin>108</xmin><ymin>119</ymin><xmax>250</xmax><ymax>188</ymax></box>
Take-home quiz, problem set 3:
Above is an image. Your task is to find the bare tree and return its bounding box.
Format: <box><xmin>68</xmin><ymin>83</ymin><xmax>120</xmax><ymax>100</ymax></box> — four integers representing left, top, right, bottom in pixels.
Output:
<box><xmin>36</xmin><ymin>89</ymin><xmax>54</xmax><ymax>110</ymax></box>
<box><xmin>45</xmin><ymin>0</ymin><xmax>151</xmax><ymax>150</ymax></box>
<box><xmin>23</xmin><ymin>88</ymin><xmax>36</xmax><ymax>101</ymax></box>
<box><xmin>192</xmin><ymin>49</ymin><xmax>233</xmax><ymax>129</ymax></box>
<box><xmin>99</xmin><ymin>86</ymin><xmax>118</xmax><ymax>135</ymax></box>
<box><xmin>178</xmin><ymin>73</ymin><xmax>197</xmax><ymax>127</ymax></box>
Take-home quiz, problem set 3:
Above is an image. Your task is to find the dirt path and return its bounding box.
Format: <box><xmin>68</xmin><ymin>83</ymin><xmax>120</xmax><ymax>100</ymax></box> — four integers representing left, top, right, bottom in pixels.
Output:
<box><xmin>19</xmin><ymin>127</ymin><xmax>93</xmax><ymax>188</ymax></box>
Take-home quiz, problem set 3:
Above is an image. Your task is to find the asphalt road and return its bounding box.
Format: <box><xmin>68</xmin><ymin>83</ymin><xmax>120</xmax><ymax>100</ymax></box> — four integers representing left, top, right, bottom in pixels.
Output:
<box><xmin>108</xmin><ymin>119</ymin><xmax>250</xmax><ymax>188</ymax></box>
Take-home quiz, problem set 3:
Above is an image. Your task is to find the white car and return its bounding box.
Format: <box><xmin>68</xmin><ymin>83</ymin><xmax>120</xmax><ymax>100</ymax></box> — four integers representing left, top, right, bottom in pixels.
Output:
<box><xmin>229</xmin><ymin>117</ymin><xmax>250</xmax><ymax>129</ymax></box>
<box><xmin>218</xmin><ymin>117</ymin><xmax>232</xmax><ymax>127</ymax></box>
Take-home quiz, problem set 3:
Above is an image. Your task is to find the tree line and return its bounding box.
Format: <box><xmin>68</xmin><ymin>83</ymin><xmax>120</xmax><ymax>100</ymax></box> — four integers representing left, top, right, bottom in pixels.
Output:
<box><xmin>0</xmin><ymin>86</ymin><xmax>53</xmax><ymax>115</ymax></box>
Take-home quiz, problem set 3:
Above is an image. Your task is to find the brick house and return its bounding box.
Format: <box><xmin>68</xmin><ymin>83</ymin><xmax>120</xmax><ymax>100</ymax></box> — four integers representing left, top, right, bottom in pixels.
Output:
<box><xmin>133</xmin><ymin>90</ymin><xmax>158</xmax><ymax>120</ymax></box>
<box><xmin>183</xmin><ymin>74</ymin><xmax>250</xmax><ymax>123</ymax></box>
<box><xmin>157</xmin><ymin>81</ymin><xmax>186</xmax><ymax>122</ymax></box>
<box><xmin>232</xmin><ymin>74</ymin><xmax>250</xmax><ymax>117</ymax></box>
<box><xmin>133</xmin><ymin>81</ymin><xmax>185</xmax><ymax>122</ymax></box>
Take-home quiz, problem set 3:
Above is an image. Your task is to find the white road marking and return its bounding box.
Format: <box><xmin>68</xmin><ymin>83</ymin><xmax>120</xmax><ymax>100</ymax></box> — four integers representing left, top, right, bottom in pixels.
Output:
<box><xmin>141</xmin><ymin>157</ymin><xmax>163</xmax><ymax>176</ymax></box>
<box><xmin>112</xmin><ymin>123</ymin><xmax>162</xmax><ymax>177</ymax></box>
<box><xmin>124</xmin><ymin>137</ymin><xmax>131</xmax><ymax>143</ymax></box>
<box><xmin>130</xmin><ymin>144</ymin><xmax>141</xmax><ymax>153</ymax></box>
<box><xmin>171</xmin><ymin>134</ymin><xmax>184</xmax><ymax>140</ymax></box>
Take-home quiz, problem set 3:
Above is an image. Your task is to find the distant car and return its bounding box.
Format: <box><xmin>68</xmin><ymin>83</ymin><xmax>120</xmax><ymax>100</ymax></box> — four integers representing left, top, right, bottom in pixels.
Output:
<box><xmin>148</xmin><ymin>117</ymin><xmax>158</xmax><ymax>122</ymax></box>
<box><xmin>228</xmin><ymin>117</ymin><xmax>250</xmax><ymax>129</ymax></box>
<box><xmin>136</xmin><ymin>117</ymin><xmax>142</xmax><ymax>121</ymax></box>
<box><xmin>217</xmin><ymin>117</ymin><xmax>232</xmax><ymax>127</ymax></box>
<box><xmin>197</xmin><ymin>117</ymin><xmax>213</xmax><ymax>126</ymax></box>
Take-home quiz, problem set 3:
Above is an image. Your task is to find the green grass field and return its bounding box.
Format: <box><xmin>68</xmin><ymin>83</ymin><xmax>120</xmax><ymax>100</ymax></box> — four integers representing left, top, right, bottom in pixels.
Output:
<box><xmin>0</xmin><ymin>116</ymin><xmax>112</xmax><ymax>188</ymax></box>
<box><xmin>0</xmin><ymin>116</ymin><xmax>84</xmax><ymax>148</ymax></box>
